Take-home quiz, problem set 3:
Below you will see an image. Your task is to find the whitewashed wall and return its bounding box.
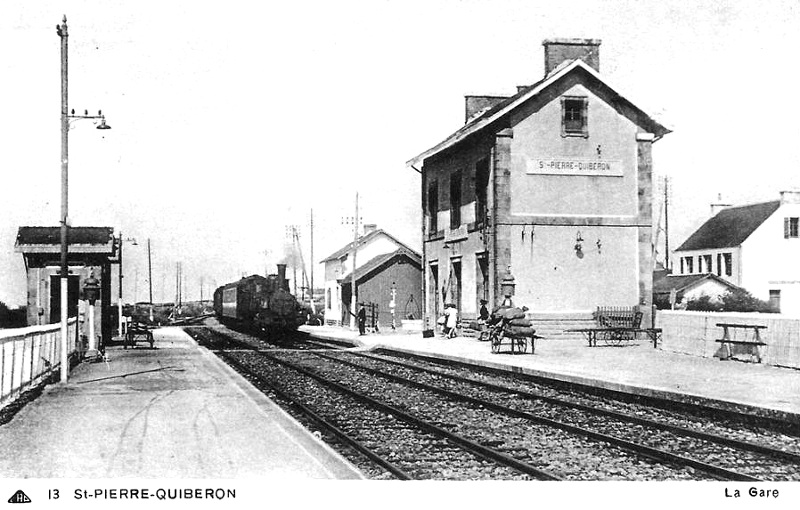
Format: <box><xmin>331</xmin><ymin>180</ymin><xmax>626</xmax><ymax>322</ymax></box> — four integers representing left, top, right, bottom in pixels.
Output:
<box><xmin>657</xmin><ymin>310</ymin><xmax>800</xmax><ymax>369</ymax></box>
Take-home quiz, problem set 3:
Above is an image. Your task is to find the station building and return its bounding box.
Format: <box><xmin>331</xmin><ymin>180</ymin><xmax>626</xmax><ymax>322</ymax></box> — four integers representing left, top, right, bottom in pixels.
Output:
<box><xmin>407</xmin><ymin>39</ymin><xmax>670</xmax><ymax>327</ymax></box>
<box><xmin>14</xmin><ymin>226</ymin><xmax>118</xmax><ymax>350</ymax></box>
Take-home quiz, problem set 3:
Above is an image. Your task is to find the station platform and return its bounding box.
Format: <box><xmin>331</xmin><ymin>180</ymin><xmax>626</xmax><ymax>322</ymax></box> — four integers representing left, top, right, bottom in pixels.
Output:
<box><xmin>299</xmin><ymin>325</ymin><xmax>800</xmax><ymax>425</ymax></box>
<box><xmin>0</xmin><ymin>327</ymin><xmax>364</xmax><ymax>479</ymax></box>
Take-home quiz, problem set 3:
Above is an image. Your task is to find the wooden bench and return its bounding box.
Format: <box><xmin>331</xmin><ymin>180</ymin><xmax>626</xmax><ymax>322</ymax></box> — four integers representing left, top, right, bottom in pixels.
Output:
<box><xmin>714</xmin><ymin>323</ymin><xmax>767</xmax><ymax>363</ymax></box>
<box><xmin>125</xmin><ymin>320</ymin><xmax>154</xmax><ymax>349</ymax></box>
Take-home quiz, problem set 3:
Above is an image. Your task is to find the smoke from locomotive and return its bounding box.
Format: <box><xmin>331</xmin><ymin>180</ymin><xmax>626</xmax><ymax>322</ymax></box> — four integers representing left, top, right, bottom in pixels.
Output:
<box><xmin>213</xmin><ymin>264</ymin><xmax>301</xmax><ymax>333</ymax></box>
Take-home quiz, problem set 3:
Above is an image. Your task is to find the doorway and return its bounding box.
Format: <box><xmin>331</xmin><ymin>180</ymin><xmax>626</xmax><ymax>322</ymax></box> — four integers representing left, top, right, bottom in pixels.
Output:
<box><xmin>49</xmin><ymin>274</ymin><xmax>80</xmax><ymax>324</ymax></box>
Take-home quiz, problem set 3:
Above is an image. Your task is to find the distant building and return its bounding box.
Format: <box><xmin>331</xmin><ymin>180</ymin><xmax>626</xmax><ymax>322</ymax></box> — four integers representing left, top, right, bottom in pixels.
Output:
<box><xmin>340</xmin><ymin>249</ymin><xmax>422</xmax><ymax>329</ymax></box>
<box><xmin>673</xmin><ymin>190</ymin><xmax>800</xmax><ymax>313</ymax></box>
<box><xmin>407</xmin><ymin>38</ymin><xmax>670</xmax><ymax>326</ymax></box>
<box><xmin>14</xmin><ymin>226</ymin><xmax>118</xmax><ymax>347</ymax></box>
<box><xmin>653</xmin><ymin>269</ymin><xmax>741</xmax><ymax>308</ymax></box>
<box><xmin>320</xmin><ymin>225</ymin><xmax>421</xmax><ymax>327</ymax></box>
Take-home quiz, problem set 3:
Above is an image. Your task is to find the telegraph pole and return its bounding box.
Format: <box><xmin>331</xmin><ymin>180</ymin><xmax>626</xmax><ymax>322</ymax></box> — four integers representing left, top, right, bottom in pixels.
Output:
<box><xmin>147</xmin><ymin>238</ymin><xmax>154</xmax><ymax>322</ymax></box>
<box><xmin>350</xmin><ymin>193</ymin><xmax>359</xmax><ymax>329</ymax></box>
<box><xmin>310</xmin><ymin>208</ymin><xmax>314</xmax><ymax>307</ymax></box>
<box><xmin>664</xmin><ymin>176</ymin><xmax>670</xmax><ymax>272</ymax></box>
<box><xmin>147</xmin><ymin>239</ymin><xmax>153</xmax><ymax>303</ymax></box>
<box><xmin>58</xmin><ymin>15</ymin><xmax>69</xmax><ymax>383</ymax></box>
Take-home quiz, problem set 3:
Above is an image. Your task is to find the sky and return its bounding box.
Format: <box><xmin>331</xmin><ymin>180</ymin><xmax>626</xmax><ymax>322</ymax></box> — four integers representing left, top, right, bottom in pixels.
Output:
<box><xmin>2</xmin><ymin>0</ymin><xmax>800</xmax><ymax>307</ymax></box>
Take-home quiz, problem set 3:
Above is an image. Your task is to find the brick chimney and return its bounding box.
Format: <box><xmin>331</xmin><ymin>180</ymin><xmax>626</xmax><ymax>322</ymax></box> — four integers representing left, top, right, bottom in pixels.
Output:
<box><xmin>464</xmin><ymin>95</ymin><xmax>508</xmax><ymax>124</ymax></box>
<box><xmin>710</xmin><ymin>193</ymin><xmax>732</xmax><ymax>217</ymax></box>
<box><xmin>543</xmin><ymin>38</ymin><xmax>601</xmax><ymax>75</ymax></box>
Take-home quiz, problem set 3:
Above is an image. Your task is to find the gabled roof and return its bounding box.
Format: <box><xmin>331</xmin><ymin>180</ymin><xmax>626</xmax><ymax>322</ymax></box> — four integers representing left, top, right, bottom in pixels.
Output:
<box><xmin>676</xmin><ymin>201</ymin><xmax>780</xmax><ymax>252</ymax></box>
<box><xmin>407</xmin><ymin>59</ymin><xmax>671</xmax><ymax>168</ymax></box>
<box><xmin>320</xmin><ymin>229</ymin><xmax>416</xmax><ymax>263</ymax></box>
<box><xmin>340</xmin><ymin>249</ymin><xmax>422</xmax><ymax>285</ymax></box>
<box><xmin>653</xmin><ymin>271</ymin><xmax>741</xmax><ymax>296</ymax></box>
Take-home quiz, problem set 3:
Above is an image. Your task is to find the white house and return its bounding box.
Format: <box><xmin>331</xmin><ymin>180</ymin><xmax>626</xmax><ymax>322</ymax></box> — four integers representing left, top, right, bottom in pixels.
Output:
<box><xmin>320</xmin><ymin>225</ymin><xmax>418</xmax><ymax>325</ymax></box>
<box><xmin>673</xmin><ymin>190</ymin><xmax>800</xmax><ymax>313</ymax></box>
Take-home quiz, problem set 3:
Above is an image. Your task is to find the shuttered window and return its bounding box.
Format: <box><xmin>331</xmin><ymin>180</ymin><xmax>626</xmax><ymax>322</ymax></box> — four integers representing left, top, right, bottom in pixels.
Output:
<box><xmin>428</xmin><ymin>181</ymin><xmax>438</xmax><ymax>234</ymax></box>
<box><xmin>785</xmin><ymin>217</ymin><xmax>799</xmax><ymax>238</ymax></box>
<box><xmin>450</xmin><ymin>171</ymin><xmax>462</xmax><ymax>229</ymax></box>
<box><xmin>703</xmin><ymin>255</ymin><xmax>712</xmax><ymax>274</ymax></box>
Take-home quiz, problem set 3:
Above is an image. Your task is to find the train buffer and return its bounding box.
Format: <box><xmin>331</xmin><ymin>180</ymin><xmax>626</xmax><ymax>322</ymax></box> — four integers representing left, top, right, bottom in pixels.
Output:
<box><xmin>124</xmin><ymin>319</ymin><xmax>154</xmax><ymax>349</ymax></box>
<box><xmin>714</xmin><ymin>323</ymin><xmax>767</xmax><ymax>363</ymax></box>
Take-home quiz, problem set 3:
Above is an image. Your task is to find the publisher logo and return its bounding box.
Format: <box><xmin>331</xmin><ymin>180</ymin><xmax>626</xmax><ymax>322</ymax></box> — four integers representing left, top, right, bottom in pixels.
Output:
<box><xmin>7</xmin><ymin>491</ymin><xmax>31</xmax><ymax>504</ymax></box>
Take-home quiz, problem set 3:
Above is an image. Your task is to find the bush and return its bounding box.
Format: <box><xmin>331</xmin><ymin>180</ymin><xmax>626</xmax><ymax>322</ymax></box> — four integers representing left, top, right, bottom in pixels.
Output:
<box><xmin>652</xmin><ymin>293</ymin><xmax>672</xmax><ymax>310</ymax></box>
<box><xmin>682</xmin><ymin>289</ymin><xmax>777</xmax><ymax>313</ymax></box>
<box><xmin>719</xmin><ymin>289</ymin><xmax>777</xmax><ymax>313</ymax></box>
<box><xmin>0</xmin><ymin>302</ymin><xmax>27</xmax><ymax>329</ymax></box>
<box><xmin>686</xmin><ymin>294</ymin><xmax>722</xmax><ymax>312</ymax></box>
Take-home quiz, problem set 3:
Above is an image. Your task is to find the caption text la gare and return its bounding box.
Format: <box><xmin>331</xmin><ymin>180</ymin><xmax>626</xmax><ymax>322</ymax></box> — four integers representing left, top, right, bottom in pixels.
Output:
<box><xmin>725</xmin><ymin>487</ymin><xmax>779</xmax><ymax>498</ymax></box>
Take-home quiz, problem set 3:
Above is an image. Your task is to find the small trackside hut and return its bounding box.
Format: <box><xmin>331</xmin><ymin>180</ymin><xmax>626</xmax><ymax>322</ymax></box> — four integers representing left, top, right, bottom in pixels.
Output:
<box><xmin>15</xmin><ymin>226</ymin><xmax>118</xmax><ymax>354</ymax></box>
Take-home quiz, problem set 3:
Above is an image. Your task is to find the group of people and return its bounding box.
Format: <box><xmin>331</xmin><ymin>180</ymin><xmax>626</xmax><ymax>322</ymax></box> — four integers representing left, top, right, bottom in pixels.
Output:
<box><xmin>438</xmin><ymin>299</ymin><xmax>490</xmax><ymax>338</ymax></box>
<box><xmin>353</xmin><ymin>298</ymin><xmax>494</xmax><ymax>339</ymax></box>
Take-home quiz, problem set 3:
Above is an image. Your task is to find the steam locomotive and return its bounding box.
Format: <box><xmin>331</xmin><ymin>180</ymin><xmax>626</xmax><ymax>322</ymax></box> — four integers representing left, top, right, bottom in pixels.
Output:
<box><xmin>213</xmin><ymin>264</ymin><xmax>301</xmax><ymax>334</ymax></box>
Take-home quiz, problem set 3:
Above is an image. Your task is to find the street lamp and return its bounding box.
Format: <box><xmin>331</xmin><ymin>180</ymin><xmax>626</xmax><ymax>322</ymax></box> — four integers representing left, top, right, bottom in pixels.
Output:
<box><xmin>82</xmin><ymin>272</ymin><xmax>100</xmax><ymax>358</ymax></box>
<box><xmin>500</xmin><ymin>266</ymin><xmax>516</xmax><ymax>308</ymax></box>
<box><xmin>57</xmin><ymin>16</ymin><xmax>111</xmax><ymax>382</ymax></box>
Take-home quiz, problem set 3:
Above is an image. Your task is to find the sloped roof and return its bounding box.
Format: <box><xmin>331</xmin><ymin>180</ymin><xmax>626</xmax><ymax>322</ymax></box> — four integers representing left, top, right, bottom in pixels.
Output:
<box><xmin>16</xmin><ymin>226</ymin><xmax>114</xmax><ymax>246</ymax></box>
<box><xmin>652</xmin><ymin>271</ymin><xmax>740</xmax><ymax>296</ymax></box>
<box><xmin>339</xmin><ymin>249</ymin><xmax>422</xmax><ymax>284</ymax></box>
<box><xmin>676</xmin><ymin>201</ymin><xmax>780</xmax><ymax>252</ymax></box>
<box><xmin>320</xmin><ymin>229</ymin><xmax>416</xmax><ymax>263</ymax></box>
<box><xmin>407</xmin><ymin>59</ymin><xmax>671</xmax><ymax>168</ymax></box>
<box><xmin>15</xmin><ymin>226</ymin><xmax>116</xmax><ymax>254</ymax></box>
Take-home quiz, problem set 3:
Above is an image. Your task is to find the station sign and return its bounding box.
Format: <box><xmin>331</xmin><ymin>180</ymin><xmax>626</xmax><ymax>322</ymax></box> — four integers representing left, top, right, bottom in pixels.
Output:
<box><xmin>526</xmin><ymin>158</ymin><xmax>623</xmax><ymax>177</ymax></box>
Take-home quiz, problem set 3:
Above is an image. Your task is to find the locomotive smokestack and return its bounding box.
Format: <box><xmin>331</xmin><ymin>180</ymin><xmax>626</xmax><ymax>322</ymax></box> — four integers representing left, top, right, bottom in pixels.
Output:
<box><xmin>277</xmin><ymin>264</ymin><xmax>288</xmax><ymax>290</ymax></box>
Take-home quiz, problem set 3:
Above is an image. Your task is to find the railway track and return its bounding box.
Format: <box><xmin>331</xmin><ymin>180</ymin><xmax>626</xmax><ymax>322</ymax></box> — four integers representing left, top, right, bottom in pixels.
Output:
<box><xmin>316</xmin><ymin>350</ymin><xmax>800</xmax><ymax>480</ymax></box>
<box><xmin>184</xmin><ymin>326</ymin><xmax>800</xmax><ymax>480</ymax></box>
<box><xmin>219</xmin><ymin>348</ymin><xmax>558</xmax><ymax>480</ymax></box>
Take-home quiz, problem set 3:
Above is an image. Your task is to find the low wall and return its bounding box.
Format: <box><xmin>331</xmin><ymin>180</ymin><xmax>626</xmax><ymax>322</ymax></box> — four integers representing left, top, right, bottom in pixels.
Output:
<box><xmin>657</xmin><ymin>310</ymin><xmax>800</xmax><ymax>369</ymax></box>
<box><xmin>0</xmin><ymin>318</ymin><xmax>78</xmax><ymax>408</ymax></box>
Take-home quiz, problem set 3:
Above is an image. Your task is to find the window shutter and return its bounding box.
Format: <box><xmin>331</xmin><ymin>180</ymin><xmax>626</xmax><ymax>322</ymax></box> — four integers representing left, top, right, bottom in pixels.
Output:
<box><xmin>581</xmin><ymin>98</ymin><xmax>589</xmax><ymax>136</ymax></box>
<box><xmin>785</xmin><ymin>217</ymin><xmax>791</xmax><ymax>239</ymax></box>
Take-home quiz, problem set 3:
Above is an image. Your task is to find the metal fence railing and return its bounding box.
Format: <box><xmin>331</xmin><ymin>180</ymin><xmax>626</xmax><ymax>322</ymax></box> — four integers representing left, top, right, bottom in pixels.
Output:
<box><xmin>0</xmin><ymin>318</ymin><xmax>78</xmax><ymax>408</ymax></box>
